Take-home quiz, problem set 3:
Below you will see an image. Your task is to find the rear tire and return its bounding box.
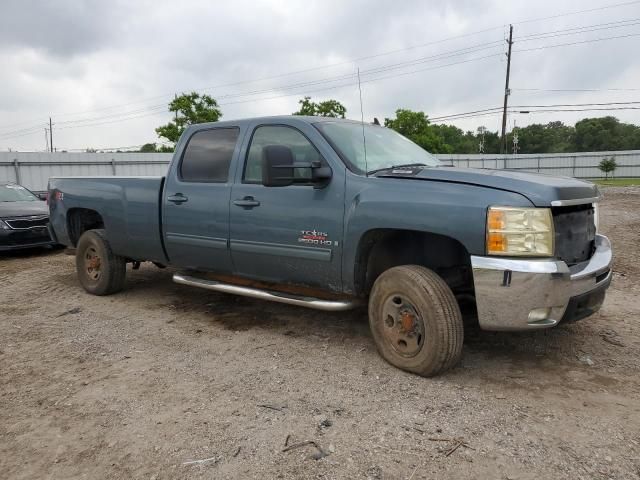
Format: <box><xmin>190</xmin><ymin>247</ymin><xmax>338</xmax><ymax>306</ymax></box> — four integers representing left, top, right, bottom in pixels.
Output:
<box><xmin>76</xmin><ymin>229</ymin><xmax>126</xmax><ymax>295</ymax></box>
<box><xmin>368</xmin><ymin>265</ymin><xmax>463</xmax><ymax>377</ymax></box>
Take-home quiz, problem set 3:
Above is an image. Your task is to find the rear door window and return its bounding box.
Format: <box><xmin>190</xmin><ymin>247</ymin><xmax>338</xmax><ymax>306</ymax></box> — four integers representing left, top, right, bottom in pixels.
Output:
<box><xmin>180</xmin><ymin>127</ymin><xmax>240</xmax><ymax>182</ymax></box>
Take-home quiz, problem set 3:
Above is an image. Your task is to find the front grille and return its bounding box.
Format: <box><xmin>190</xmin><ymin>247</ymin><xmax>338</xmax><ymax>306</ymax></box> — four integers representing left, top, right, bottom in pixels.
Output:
<box><xmin>5</xmin><ymin>215</ymin><xmax>49</xmax><ymax>229</ymax></box>
<box><xmin>0</xmin><ymin>229</ymin><xmax>52</xmax><ymax>246</ymax></box>
<box><xmin>552</xmin><ymin>204</ymin><xmax>596</xmax><ymax>265</ymax></box>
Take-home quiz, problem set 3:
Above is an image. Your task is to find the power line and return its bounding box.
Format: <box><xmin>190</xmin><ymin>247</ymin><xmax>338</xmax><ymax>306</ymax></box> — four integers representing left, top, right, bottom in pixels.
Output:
<box><xmin>55</xmin><ymin>104</ymin><xmax>167</xmax><ymax>126</ymax></box>
<box><xmin>430</xmin><ymin>108</ymin><xmax>503</xmax><ymax>121</ymax></box>
<box><xmin>4</xmin><ymin>24</ymin><xmax>638</xmax><ymax>140</ymax></box>
<box><xmin>55</xmin><ymin>110</ymin><xmax>169</xmax><ymax>131</ymax></box>
<box><xmin>5</xmin><ymin>0</ymin><xmax>639</xmax><ymax>131</ymax></box>
<box><xmin>515</xmin><ymin>32</ymin><xmax>640</xmax><ymax>53</ymax></box>
<box><xmin>515</xmin><ymin>106</ymin><xmax>640</xmax><ymax>113</ymax></box>
<box><xmin>1</xmin><ymin>45</ymin><xmax>507</xmax><ymax>138</ymax></box>
<box><xmin>0</xmin><ymin>41</ymin><xmax>506</xmax><ymax>136</ymax></box>
<box><xmin>430</xmin><ymin>100</ymin><xmax>640</xmax><ymax>122</ymax></box>
<box><xmin>513</xmin><ymin>0</ymin><xmax>640</xmax><ymax>25</ymax></box>
<box><xmin>1</xmin><ymin>29</ymin><xmax>506</xmax><ymax>129</ymax></box>
<box><xmin>512</xmin><ymin>87</ymin><xmax>640</xmax><ymax>92</ymax></box>
<box><xmin>43</xmin><ymin>29</ymin><xmax>640</xmax><ymax>127</ymax></box>
<box><xmin>4</xmin><ymin>12</ymin><xmax>640</xmax><ymax>141</ymax></box>
<box><xmin>517</xmin><ymin>18</ymin><xmax>640</xmax><ymax>42</ymax></box>
<box><xmin>511</xmin><ymin>100</ymin><xmax>640</xmax><ymax>107</ymax></box>
<box><xmin>219</xmin><ymin>53</ymin><xmax>504</xmax><ymax>107</ymax></box>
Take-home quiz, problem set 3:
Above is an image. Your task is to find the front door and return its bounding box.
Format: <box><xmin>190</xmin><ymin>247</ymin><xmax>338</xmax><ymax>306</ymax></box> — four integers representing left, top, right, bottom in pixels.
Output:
<box><xmin>163</xmin><ymin>126</ymin><xmax>241</xmax><ymax>271</ymax></box>
<box><xmin>229</xmin><ymin>123</ymin><xmax>345</xmax><ymax>290</ymax></box>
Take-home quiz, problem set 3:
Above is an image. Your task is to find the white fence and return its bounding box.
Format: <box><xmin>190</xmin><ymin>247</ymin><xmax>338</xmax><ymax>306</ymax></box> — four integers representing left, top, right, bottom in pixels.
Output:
<box><xmin>0</xmin><ymin>152</ymin><xmax>171</xmax><ymax>191</ymax></box>
<box><xmin>1</xmin><ymin>150</ymin><xmax>639</xmax><ymax>192</ymax></box>
<box><xmin>435</xmin><ymin>150</ymin><xmax>640</xmax><ymax>179</ymax></box>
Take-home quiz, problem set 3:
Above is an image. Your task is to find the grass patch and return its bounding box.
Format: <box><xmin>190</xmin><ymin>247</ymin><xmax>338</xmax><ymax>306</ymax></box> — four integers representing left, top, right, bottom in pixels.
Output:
<box><xmin>592</xmin><ymin>178</ymin><xmax>640</xmax><ymax>186</ymax></box>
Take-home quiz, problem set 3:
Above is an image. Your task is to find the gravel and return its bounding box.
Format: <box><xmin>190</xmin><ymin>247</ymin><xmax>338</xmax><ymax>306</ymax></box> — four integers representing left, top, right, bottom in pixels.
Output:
<box><xmin>1</xmin><ymin>186</ymin><xmax>639</xmax><ymax>479</ymax></box>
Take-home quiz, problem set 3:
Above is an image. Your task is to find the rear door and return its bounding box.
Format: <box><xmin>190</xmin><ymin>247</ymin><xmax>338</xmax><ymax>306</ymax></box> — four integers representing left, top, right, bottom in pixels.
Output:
<box><xmin>162</xmin><ymin>126</ymin><xmax>241</xmax><ymax>271</ymax></box>
<box><xmin>229</xmin><ymin>122</ymin><xmax>345</xmax><ymax>290</ymax></box>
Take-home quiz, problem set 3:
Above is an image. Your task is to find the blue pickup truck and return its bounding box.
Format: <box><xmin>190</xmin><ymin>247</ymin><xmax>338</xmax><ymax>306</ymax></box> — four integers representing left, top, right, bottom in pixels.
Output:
<box><xmin>48</xmin><ymin>116</ymin><xmax>612</xmax><ymax>376</ymax></box>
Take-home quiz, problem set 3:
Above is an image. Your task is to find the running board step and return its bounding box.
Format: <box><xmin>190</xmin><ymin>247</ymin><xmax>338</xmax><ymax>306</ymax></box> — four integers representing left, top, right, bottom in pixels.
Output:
<box><xmin>172</xmin><ymin>273</ymin><xmax>360</xmax><ymax>312</ymax></box>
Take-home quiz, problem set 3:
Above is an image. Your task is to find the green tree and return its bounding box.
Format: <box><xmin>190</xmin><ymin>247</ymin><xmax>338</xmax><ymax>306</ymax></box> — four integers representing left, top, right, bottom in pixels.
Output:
<box><xmin>384</xmin><ymin>109</ymin><xmax>449</xmax><ymax>153</ymax></box>
<box><xmin>574</xmin><ymin>116</ymin><xmax>627</xmax><ymax>151</ymax></box>
<box><xmin>156</xmin><ymin>92</ymin><xmax>222</xmax><ymax>144</ymax></box>
<box><xmin>293</xmin><ymin>96</ymin><xmax>346</xmax><ymax>118</ymax></box>
<box><xmin>598</xmin><ymin>157</ymin><xmax>617</xmax><ymax>179</ymax></box>
<box><xmin>139</xmin><ymin>143</ymin><xmax>157</xmax><ymax>153</ymax></box>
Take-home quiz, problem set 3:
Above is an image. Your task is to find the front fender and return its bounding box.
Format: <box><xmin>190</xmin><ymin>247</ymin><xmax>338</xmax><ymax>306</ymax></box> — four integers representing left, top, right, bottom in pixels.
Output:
<box><xmin>341</xmin><ymin>175</ymin><xmax>534</xmax><ymax>293</ymax></box>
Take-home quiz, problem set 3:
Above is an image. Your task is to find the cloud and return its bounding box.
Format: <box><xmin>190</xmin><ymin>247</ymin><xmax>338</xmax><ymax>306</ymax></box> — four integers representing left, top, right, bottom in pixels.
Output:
<box><xmin>0</xmin><ymin>0</ymin><xmax>639</xmax><ymax>150</ymax></box>
<box><xmin>0</xmin><ymin>0</ymin><xmax>125</xmax><ymax>57</ymax></box>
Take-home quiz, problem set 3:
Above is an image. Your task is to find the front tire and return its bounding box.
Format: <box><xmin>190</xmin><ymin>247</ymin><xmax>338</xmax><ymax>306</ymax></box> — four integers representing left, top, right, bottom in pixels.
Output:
<box><xmin>76</xmin><ymin>229</ymin><xmax>126</xmax><ymax>295</ymax></box>
<box><xmin>368</xmin><ymin>265</ymin><xmax>463</xmax><ymax>377</ymax></box>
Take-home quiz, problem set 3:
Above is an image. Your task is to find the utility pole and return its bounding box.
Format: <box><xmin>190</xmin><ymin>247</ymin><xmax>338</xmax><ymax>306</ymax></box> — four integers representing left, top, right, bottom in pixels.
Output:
<box><xmin>49</xmin><ymin>117</ymin><xmax>54</xmax><ymax>153</ymax></box>
<box><xmin>500</xmin><ymin>24</ymin><xmax>513</xmax><ymax>157</ymax></box>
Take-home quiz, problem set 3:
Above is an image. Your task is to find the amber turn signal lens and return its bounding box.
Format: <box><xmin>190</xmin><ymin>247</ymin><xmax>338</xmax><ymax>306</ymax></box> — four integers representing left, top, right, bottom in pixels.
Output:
<box><xmin>487</xmin><ymin>209</ymin><xmax>505</xmax><ymax>231</ymax></box>
<box><xmin>487</xmin><ymin>232</ymin><xmax>507</xmax><ymax>253</ymax></box>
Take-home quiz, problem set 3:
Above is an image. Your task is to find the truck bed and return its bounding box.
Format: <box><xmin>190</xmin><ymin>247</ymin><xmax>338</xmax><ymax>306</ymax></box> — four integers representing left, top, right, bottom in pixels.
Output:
<box><xmin>48</xmin><ymin>176</ymin><xmax>168</xmax><ymax>263</ymax></box>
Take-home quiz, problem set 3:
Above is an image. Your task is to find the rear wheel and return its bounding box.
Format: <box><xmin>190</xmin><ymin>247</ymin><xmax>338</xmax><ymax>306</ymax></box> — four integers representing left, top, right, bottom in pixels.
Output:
<box><xmin>75</xmin><ymin>229</ymin><xmax>126</xmax><ymax>295</ymax></box>
<box><xmin>368</xmin><ymin>265</ymin><xmax>463</xmax><ymax>377</ymax></box>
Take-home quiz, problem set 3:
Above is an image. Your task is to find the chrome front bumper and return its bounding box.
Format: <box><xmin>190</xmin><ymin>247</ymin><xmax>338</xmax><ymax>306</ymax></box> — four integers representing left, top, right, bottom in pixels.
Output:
<box><xmin>470</xmin><ymin>234</ymin><xmax>612</xmax><ymax>331</ymax></box>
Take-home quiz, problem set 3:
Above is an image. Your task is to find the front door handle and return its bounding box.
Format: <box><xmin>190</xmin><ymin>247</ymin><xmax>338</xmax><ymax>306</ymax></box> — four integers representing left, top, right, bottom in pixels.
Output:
<box><xmin>167</xmin><ymin>193</ymin><xmax>188</xmax><ymax>204</ymax></box>
<box><xmin>233</xmin><ymin>196</ymin><xmax>261</xmax><ymax>208</ymax></box>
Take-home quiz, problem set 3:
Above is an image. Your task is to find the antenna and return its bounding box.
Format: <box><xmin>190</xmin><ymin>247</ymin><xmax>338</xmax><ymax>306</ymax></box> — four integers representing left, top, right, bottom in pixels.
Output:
<box><xmin>357</xmin><ymin>67</ymin><xmax>368</xmax><ymax>176</ymax></box>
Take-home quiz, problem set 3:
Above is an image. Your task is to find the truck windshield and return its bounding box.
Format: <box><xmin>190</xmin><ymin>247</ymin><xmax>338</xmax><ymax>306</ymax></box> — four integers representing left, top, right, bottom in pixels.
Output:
<box><xmin>0</xmin><ymin>184</ymin><xmax>38</xmax><ymax>202</ymax></box>
<box><xmin>315</xmin><ymin>121</ymin><xmax>441</xmax><ymax>175</ymax></box>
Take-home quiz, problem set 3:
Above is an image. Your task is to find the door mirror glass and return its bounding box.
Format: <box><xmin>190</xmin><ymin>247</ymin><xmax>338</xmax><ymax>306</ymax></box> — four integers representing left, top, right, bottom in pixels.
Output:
<box><xmin>262</xmin><ymin>145</ymin><xmax>294</xmax><ymax>187</ymax></box>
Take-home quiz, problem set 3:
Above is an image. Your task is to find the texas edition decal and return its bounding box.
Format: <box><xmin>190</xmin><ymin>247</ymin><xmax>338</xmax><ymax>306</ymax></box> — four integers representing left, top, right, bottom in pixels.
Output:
<box><xmin>298</xmin><ymin>230</ymin><xmax>338</xmax><ymax>247</ymax></box>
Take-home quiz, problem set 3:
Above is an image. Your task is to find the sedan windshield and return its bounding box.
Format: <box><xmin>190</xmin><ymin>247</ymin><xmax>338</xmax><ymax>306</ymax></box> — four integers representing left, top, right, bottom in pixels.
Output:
<box><xmin>0</xmin><ymin>184</ymin><xmax>39</xmax><ymax>202</ymax></box>
<box><xmin>315</xmin><ymin>121</ymin><xmax>441</xmax><ymax>174</ymax></box>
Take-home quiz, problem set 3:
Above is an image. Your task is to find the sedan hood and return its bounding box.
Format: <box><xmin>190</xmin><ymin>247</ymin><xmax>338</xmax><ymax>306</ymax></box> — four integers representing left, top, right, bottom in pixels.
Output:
<box><xmin>376</xmin><ymin>167</ymin><xmax>599</xmax><ymax>206</ymax></box>
<box><xmin>0</xmin><ymin>200</ymin><xmax>49</xmax><ymax>218</ymax></box>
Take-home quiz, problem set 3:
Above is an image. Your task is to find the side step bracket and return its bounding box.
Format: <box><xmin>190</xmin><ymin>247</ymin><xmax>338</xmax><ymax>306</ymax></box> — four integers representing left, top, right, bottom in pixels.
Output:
<box><xmin>173</xmin><ymin>273</ymin><xmax>360</xmax><ymax>312</ymax></box>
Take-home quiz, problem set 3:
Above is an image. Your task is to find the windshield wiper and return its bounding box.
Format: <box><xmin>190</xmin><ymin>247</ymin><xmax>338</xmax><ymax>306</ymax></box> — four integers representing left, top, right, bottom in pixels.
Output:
<box><xmin>367</xmin><ymin>163</ymin><xmax>430</xmax><ymax>175</ymax></box>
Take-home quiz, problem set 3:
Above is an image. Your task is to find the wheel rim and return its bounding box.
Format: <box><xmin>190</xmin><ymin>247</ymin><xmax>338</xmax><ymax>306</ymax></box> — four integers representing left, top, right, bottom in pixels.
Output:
<box><xmin>84</xmin><ymin>246</ymin><xmax>102</xmax><ymax>281</ymax></box>
<box><xmin>380</xmin><ymin>294</ymin><xmax>425</xmax><ymax>357</ymax></box>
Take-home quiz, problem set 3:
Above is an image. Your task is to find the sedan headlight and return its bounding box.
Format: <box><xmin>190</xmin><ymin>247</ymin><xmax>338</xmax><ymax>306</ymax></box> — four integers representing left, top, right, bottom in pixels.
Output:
<box><xmin>487</xmin><ymin>206</ymin><xmax>554</xmax><ymax>256</ymax></box>
<box><xmin>593</xmin><ymin>203</ymin><xmax>599</xmax><ymax>233</ymax></box>
<box><xmin>0</xmin><ymin>219</ymin><xmax>10</xmax><ymax>230</ymax></box>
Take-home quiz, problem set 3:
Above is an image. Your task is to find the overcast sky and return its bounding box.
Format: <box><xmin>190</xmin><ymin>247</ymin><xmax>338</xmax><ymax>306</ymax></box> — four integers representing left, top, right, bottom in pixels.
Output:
<box><xmin>1</xmin><ymin>0</ymin><xmax>639</xmax><ymax>151</ymax></box>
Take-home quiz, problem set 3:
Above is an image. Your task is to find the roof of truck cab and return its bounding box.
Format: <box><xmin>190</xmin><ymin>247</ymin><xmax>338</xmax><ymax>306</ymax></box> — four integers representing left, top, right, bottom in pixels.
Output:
<box><xmin>185</xmin><ymin>115</ymin><xmax>369</xmax><ymax>130</ymax></box>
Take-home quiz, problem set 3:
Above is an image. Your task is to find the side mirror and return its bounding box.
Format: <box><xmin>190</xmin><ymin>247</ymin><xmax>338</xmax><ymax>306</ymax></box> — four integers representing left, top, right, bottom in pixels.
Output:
<box><xmin>261</xmin><ymin>145</ymin><xmax>333</xmax><ymax>188</ymax></box>
<box><xmin>262</xmin><ymin>145</ymin><xmax>294</xmax><ymax>187</ymax></box>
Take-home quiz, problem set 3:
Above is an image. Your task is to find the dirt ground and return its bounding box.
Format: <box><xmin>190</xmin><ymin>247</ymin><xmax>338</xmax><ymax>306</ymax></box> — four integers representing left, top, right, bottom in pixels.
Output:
<box><xmin>1</xmin><ymin>187</ymin><xmax>639</xmax><ymax>480</ymax></box>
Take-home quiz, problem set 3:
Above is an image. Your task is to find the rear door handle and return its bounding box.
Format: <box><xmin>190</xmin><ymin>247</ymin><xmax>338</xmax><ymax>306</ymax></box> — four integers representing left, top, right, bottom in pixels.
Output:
<box><xmin>233</xmin><ymin>196</ymin><xmax>260</xmax><ymax>208</ymax></box>
<box><xmin>167</xmin><ymin>193</ymin><xmax>188</xmax><ymax>204</ymax></box>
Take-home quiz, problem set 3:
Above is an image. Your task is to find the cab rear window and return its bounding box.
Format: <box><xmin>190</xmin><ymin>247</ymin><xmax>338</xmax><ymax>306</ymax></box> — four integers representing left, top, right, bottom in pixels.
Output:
<box><xmin>180</xmin><ymin>128</ymin><xmax>240</xmax><ymax>182</ymax></box>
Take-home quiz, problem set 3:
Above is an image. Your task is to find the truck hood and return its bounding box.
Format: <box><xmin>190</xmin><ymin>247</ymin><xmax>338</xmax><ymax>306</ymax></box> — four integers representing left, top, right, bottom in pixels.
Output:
<box><xmin>0</xmin><ymin>200</ymin><xmax>49</xmax><ymax>218</ymax></box>
<box><xmin>376</xmin><ymin>167</ymin><xmax>599</xmax><ymax>206</ymax></box>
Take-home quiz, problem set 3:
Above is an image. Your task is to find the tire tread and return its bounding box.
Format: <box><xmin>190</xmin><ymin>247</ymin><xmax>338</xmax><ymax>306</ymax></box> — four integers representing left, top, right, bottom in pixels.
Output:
<box><xmin>368</xmin><ymin>265</ymin><xmax>463</xmax><ymax>377</ymax></box>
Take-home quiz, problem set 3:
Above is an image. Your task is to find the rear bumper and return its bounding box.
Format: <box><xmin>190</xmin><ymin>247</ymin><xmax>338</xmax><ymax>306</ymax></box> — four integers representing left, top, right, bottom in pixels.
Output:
<box><xmin>470</xmin><ymin>234</ymin><xmax>612</xmax><ymax>331</ymax></box>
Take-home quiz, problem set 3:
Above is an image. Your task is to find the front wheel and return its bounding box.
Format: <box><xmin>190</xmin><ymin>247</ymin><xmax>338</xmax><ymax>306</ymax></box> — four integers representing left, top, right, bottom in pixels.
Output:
<box><xmin>368</xmin><ymin>265</ymin><xmax>463</xmax><ymax>377</ymax></box>
<box><xmin>75</xmin><ymin>229</ymin><xmax>126</xmax><ymax>295</ymax></box>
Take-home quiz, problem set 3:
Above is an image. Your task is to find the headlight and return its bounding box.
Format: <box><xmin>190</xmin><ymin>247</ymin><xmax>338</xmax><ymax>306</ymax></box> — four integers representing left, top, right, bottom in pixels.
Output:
<box><xmin>593</xmin><ymin>203</ymin><xmax>599</xmax><ymax>233</ymax></box>
<box><xmin>487</xmin><ymin>206</ymin><xmax>554</xmax><ymax>256</ymax></box>
<box><xmin>0</xmin><ymin>219</ymin><xmax>10</xmax><ymax>230</ymax></box>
